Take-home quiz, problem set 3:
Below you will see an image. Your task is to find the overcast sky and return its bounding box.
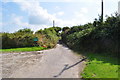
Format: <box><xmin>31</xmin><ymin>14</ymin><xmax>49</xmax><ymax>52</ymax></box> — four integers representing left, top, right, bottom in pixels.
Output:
<box><xmin>1</xmin><ymin>0</ymin><xmax>119</xmax><ymax>33</ymax></box>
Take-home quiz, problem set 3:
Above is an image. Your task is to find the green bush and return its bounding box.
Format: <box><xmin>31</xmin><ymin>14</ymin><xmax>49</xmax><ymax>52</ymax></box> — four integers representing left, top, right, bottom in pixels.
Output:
<box><xmin>1</xmin><ymin>28</ymin><xmax>35</xmax><ymax>49</ymax></box>
<box><xmin>35</xmin><ymin>27</ymin><xmax>61</xmax><ymax>48</ymax></box>
<box><xmin>61</xmin><ymin>13</ymin><xmax>120</xmax><ymax>57</ymax></box>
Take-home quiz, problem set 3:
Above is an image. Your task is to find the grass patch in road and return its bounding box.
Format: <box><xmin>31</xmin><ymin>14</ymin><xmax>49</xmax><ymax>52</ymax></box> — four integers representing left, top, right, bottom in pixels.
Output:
<box><xmin>0</xmin><ymin>47</ymin><xmax>47</xmax><ymax>53</ymax></box>
<box><xmin>81</xmin><ymin>53</ymin><xmax>119</xmax><ymax>78</ymax></box>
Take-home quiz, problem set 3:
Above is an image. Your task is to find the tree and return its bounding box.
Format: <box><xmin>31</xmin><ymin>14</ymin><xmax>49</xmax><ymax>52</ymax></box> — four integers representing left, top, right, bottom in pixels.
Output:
<box><xmin>17</xmin><ymin>28</ymin><xmax>33</xmax><ymax>34</ymax></box>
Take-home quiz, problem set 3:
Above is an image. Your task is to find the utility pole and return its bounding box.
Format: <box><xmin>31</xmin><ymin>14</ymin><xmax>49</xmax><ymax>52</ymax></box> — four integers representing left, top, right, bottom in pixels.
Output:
<box><xmin>101</xmin><ymin>0</ymin><xmax>104</xmax><ymax>23</ymax></box>
<box><xmin>118</xmin><ymin>1</ymin><xmax>120</xmax><ymax>15</ymax></box>
<box><xmin>53</xmin><ymin>20</ymin><xmax>55</xmax><ymax>27</ymax></box>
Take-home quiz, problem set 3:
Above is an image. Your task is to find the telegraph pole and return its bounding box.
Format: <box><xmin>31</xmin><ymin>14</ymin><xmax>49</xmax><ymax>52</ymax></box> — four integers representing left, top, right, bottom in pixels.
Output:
<box><xmin>101</xmin><ymin>0</ymin><xmax>104</xmax><ymax>23</ymax></box>
<box><xmin>53</xmin><ymin>20</ymin><xmax>55</xmax><ymax>27</ymax></box>
<box><xmin>118</xmin><ymin>1</ymin><xmax>120</xmax><ymax>15</ymax></box>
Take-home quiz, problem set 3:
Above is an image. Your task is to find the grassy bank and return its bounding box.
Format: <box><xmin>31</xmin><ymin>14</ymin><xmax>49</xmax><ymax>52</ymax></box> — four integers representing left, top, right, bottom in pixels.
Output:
<box><xmin>0</xmin><ymin>47</ymin><xmax>47</xmax><ymax>53</ymax></box>
<box><xmin>81</xmin><ymin>53</ymin><xmax>119</xmax><ymax>78</ymax></box>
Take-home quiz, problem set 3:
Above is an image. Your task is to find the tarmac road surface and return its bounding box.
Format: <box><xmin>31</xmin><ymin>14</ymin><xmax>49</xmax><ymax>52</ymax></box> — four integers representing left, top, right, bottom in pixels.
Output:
<box><xmin>1</xmin><ymin>44</ymin><xmax>85</xmax><ymax>78</ymax></box>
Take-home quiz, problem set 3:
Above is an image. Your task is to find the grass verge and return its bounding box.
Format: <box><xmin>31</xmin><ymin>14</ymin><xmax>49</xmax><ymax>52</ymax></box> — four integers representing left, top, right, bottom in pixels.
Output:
<box><xmin>0</xmin><ymin>47</ymin><xmax>47</xmax><ymax>53</ymax></box>
<box><xmin>81</xmin><ymin>53</ymin><xmax>119</xmax><ymax>78</ymax></box>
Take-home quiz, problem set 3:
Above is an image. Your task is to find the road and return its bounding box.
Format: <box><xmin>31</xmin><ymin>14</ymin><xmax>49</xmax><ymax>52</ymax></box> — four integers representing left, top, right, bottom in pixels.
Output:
<box><xmin>1</xmin><ymin>44</ymin><xmax>86</xmax><ymax>78</ymax></box>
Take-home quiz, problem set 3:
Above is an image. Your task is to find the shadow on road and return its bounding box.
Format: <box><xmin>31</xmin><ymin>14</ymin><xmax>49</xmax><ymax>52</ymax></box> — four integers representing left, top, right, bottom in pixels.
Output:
<box><xmin>53</xmin><ymin>58</ymin><xmax>87</xmax><ymax>78</ymax></box>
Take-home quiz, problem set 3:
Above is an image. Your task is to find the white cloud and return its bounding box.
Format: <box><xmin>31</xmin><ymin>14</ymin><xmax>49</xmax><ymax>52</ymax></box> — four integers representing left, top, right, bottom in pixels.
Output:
<box><xmin>55</xmin><ymin>6</ymin><xmax>61</xmax><ymax>10</ymax></box>
<box><xmin>81</xmin><ymin>8</ymin><xmax>88</xmax><ymax>14</ymax></box>
<box><xmin>14</xmin><ymin>1</ymin><xmax>53</xmax><ymax>25</ymax></box>
<box><xmin>2</xmin><ymin>14</ymin><xmax>51</xmax><ymax>32</ymax></box>
<box><xmin>73</xmin><ymin>7</ymin><xmax>90</xmax><ymax>25</ymax></box>
<box><xmin>54</xmin><ymin>11</ymin><xmax>64</xmax><ymax>16</ymax></box>
<box><xmin>2</xmin><ymin>0</ymin><xmax>119</xmax><ymax>33</ymax></box>
<box><xmin>2</xmin><ymin>0</ymin><xmax>91</xmax><ymax>32</ymax></box>
<box><xmin>5</xmin><ymin>0</ymin><xmax>76</xmax><ymax>27</ymax></box>
<box><xmin>2</xmin><ymin>0</ymin><xmax>119</xmax><ymax>2</ymax></box>
<box><xmin>10</xmin><ymin>14</ymin><xmax>31</xmax><ymax>30</ymax></box>
<box><xmin>12</xmin><ymin>14</ymin><xmax>23</xmax><ymax>25</ymax></box>
<box><xmin>57</xmin><ymin>11</ymin><xmax>64</xmax><ymax>16</ymax></box>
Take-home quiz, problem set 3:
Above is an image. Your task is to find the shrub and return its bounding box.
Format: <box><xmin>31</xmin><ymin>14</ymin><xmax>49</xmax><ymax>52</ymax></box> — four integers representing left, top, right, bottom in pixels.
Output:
<box><xmin>35</xmin><ymin>27</ymin><xmax>61</xmax><ymax>48</ymax></box>
<box><xmin>1</xmin><ymin>29</ymin><xmax>35</xmax><ymax>49</ymax></box>
<box><xmin>61</xmin><ymin>13</ymin><xmax>120</xmax><ymax>57</ymax></box>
